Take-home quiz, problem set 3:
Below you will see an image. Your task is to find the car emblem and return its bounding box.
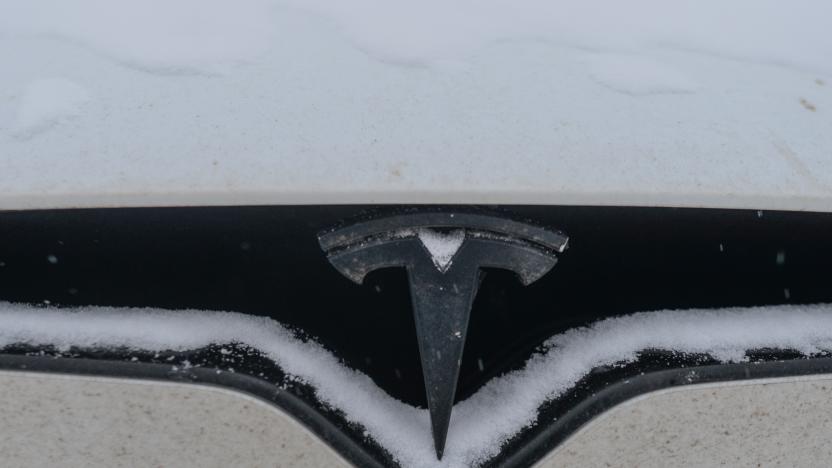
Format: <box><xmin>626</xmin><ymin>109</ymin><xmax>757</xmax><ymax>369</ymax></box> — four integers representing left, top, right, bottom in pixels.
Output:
<box><xmin>319</xmin><ymin>211</ymin><xmax>568</xmax><ymax>459</ymax></box>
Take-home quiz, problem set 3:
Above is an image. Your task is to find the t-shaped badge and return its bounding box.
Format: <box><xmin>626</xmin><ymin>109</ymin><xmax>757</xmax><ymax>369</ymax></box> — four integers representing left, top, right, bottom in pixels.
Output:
<box><xmin>319</xmin><ymin>211</ymin><xmax>568</xmax><ymax>459</ymax></box>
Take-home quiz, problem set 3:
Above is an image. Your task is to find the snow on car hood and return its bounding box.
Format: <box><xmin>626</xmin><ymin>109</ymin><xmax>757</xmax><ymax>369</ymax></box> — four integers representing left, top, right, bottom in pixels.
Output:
<box><xmin>2</xmin><ymin>302</ymin><xmax>832</xmax><ymax>468</ymax></box>
<box><xmin>0</xmin><ymin>0</ymin><xmax>830</xmax><ymax>210</ymax></box>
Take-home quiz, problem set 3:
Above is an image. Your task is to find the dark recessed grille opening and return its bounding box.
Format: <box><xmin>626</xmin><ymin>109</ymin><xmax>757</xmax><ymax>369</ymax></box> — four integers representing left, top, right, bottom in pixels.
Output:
<box><xmin>0</xmin><ymin>205</ymin><xmax>830</xmax><ymax>410</ymax></box>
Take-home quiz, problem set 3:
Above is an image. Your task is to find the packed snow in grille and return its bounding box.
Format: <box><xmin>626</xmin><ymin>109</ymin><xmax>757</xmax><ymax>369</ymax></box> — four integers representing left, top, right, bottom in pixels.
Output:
<box><xmin>2</xmin><ymin>1</ymin><xmax>831</xmax><ymax>211</ymax></box>
<box><xmin>2</xmin><ymin>302</ymin><xmax>832</xmax><ymax>468</ymax></box>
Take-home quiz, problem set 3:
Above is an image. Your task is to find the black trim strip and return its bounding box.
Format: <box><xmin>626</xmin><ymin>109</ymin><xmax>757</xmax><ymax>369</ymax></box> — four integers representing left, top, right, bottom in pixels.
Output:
<box><xmin>0</xmin><ymin>353</ymin><xmax>385</xmax><ymax>468</ymax></box>
<box><xmin>2</xmin><ymin>205</ymin><xmax>831</xmax><ymax>409</ymax></box>
<box><xmin>492</xmin><ymin>356</ymin><xmax>832</xmax><ymax>468</ymax></box>
<box><xmin>2</xmin><ymin>353</ymin><xmax>832</xmax><ymax>467</ymax></box>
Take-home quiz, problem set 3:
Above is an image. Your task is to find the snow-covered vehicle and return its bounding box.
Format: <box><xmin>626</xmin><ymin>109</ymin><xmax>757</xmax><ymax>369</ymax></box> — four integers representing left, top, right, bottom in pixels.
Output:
<box><xmin>1</xmin><ymin>1</ymin><xmax>831</xmax><ymax>467</ymax></box>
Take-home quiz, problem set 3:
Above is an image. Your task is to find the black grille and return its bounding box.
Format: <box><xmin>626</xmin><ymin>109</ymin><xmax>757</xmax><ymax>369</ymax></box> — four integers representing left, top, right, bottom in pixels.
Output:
<box><xmin>0</xmin><ymin>205</ymin><xmax>830</xmax><ymax>466</ymax></box>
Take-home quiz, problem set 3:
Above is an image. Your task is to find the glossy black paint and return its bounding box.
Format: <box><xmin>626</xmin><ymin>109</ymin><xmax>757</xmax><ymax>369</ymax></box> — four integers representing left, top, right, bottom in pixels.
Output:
<box><xmin>0</xmin><ymin>205</ymin><xmax>831</xmax><ymax>466</ymax></box>
<box><xmin>0</xmin><ymin>206</ymin><xmax>830</xmax><ymax>407</ymax></box>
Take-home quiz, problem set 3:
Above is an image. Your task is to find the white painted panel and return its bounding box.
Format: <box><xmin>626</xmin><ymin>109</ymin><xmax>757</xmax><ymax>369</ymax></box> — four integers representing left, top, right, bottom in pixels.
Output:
<box><xmin>537</xmin><ymin>375</ymin><xmax>832</xmax><ymax>468</ymax></box>
<box><xmin>0</xmin><ymin>371</ymin><xmax>351</xmax><ymax>468</ymax></box>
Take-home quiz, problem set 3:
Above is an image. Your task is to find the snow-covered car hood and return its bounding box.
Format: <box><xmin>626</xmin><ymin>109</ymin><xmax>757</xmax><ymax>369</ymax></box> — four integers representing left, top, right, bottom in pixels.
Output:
<box><xmin>1</xmin><ymin>0</ymin><xmax>830</xmax><ymax>211</ymax></box>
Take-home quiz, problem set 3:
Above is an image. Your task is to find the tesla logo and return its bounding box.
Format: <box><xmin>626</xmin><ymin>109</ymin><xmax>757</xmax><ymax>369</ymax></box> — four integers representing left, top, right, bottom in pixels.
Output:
<box><xmin>319</xmin><ymin>211</ymin><xmax>568</xmax><ymax>459</ymax></box>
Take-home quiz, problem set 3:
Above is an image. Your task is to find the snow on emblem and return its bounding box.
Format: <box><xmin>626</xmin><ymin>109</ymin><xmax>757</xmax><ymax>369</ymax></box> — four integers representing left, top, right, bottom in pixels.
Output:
<box><xmin>319</xmin><ymin>211</ymin><xmax>568</xmax><ymax>459</ymax></box>
<box><xmin>416</xmin><ymin>228</ymin><xmax>465</xmax><ymax>272</ymax></box>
